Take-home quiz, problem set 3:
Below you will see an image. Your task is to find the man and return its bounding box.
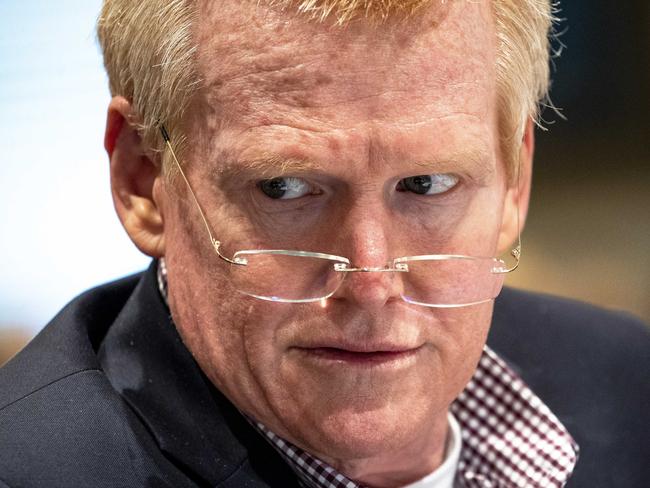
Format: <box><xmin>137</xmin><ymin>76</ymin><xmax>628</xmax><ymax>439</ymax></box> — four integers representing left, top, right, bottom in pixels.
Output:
<box><xmin>0</xmin><ymin>1</ymin><xmax>648</xmax><ymax>487</ymax></box>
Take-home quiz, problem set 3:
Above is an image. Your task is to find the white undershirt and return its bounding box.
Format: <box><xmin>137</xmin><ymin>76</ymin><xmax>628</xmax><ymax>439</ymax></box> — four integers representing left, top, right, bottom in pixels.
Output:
<box><xmin>402</xmin><ymin>412</ymin><xmax>462</xmax><ymax>488</ymax></box>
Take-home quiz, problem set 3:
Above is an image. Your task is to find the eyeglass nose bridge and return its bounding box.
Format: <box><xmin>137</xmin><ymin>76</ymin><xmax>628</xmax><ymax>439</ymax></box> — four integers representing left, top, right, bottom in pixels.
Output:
<box><xmin>334</xmin><ymin>263</ymin><xmax>409</xmax><ymax>273</ymax></box>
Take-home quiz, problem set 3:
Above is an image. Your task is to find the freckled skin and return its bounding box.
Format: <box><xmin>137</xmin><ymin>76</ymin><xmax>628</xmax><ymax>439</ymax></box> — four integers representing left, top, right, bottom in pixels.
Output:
<box><xmin>158</xmin><ymin>1</ymin><xmax>521</xmax><ymax>486</ymax></box>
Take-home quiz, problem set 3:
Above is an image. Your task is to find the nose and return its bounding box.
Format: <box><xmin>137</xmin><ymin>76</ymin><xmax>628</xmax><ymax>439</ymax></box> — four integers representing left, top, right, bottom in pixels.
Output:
<box><xmin>331</xmin><ymin>211</ymin><xmax>403</xmax><ymax>310</ymax></box>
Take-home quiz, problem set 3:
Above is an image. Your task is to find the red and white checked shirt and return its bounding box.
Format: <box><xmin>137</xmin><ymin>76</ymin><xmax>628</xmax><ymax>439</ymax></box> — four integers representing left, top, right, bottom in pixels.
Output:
<box><xmin>158</xmin><ymin>260</ymin><xmax>578</xmax><ymax>488</ymax></box>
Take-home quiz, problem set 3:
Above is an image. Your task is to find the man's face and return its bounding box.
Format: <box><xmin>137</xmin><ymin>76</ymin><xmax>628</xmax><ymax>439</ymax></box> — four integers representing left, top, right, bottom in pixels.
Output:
<box><xmin>162</xmin><ymin>0</ymin><xmax>513</xmax><ymax>472</ymax></box>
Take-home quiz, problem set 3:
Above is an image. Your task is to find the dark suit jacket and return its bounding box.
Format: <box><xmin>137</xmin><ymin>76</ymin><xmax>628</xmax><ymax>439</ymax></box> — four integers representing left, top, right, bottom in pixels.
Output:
<box><xmin>1</xmin><ymin>262</ymin><xmax>648</xmax><ymax>487</ymax></box>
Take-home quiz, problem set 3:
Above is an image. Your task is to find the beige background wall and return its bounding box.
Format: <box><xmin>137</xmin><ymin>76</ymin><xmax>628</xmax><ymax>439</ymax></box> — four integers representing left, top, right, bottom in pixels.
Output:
<box><xmin>509</xmin><ymin>139</ymin><xmax>649</xmax><ymax>322</ymax></box>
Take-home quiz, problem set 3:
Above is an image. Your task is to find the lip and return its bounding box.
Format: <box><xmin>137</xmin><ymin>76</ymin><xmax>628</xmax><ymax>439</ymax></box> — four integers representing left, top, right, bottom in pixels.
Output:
<box><xmin>291</xmin><ymin>343</ymin><xmax>424</xmax><ymax>367</ymax></box>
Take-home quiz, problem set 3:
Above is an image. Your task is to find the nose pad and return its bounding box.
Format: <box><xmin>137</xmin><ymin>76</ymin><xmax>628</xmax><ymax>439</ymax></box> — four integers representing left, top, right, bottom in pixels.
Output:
<box><xmin>329</xmin><ymin>208</ymin><xmax>404</xmax><ymax>308</ymax></box>
<box><xmin>332</xmin><ymin>264</ymin><xmax>405</xmax><ymax>309</ymax></box>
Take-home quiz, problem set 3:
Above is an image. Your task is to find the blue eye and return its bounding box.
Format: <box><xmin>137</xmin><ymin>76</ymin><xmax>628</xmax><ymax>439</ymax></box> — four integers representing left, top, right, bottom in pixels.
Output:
<box><xmin>258</xmin><ymin>177</ymin><xmax>313</xmax><ymax>200</ymax></box>
<box><xmin>397</xmin><ymin>174</ymin><xmax>459</xmax><ymax>195</ymax></box>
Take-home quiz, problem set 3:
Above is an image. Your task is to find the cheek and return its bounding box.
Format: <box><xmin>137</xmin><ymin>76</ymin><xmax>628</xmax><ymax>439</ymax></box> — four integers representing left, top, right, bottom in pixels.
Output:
<box><xmin>448</xmin><ymin>189</ymin><xmax>505</xmax><ymax>256</ymax></box>
<box><xmin>165</xmin><ymin>241</ymin><xmax>306</xmax><ymax>421</ymax></box>
<box><xmin>435</xmin><ymin>302</ymin><xmax>493</xmax><ymax>398</ymax></box>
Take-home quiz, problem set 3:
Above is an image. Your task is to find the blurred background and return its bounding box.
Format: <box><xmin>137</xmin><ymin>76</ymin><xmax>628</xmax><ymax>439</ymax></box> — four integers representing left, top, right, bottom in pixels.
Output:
<box><xmin>1</xmin><ymin>1</ymin><xmax>648</xmax><ymax>365</ymax></box>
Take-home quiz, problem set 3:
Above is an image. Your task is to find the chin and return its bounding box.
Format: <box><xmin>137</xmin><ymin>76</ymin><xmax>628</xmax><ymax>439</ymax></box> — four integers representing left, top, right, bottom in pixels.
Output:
<box><xmin>269</xmin><ymin>345</ymin><xmax>450</xmax><ymax>458</ymax></box>
<box><xmin>285</xmin><ymin>390</ymin><xmax>439</xmax><ymax>462</ymax></box>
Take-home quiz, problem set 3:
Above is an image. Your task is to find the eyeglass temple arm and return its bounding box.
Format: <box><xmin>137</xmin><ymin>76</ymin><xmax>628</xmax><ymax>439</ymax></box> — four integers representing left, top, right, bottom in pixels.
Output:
<box><xmin>159</xmin><ymin>125</ymin><xmax>240</xmax><ymax>265</ymax></box>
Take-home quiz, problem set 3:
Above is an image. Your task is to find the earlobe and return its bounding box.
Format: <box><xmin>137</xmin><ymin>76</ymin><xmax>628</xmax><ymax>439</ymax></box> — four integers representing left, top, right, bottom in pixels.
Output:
<box><xmin>496</xmin><ymin>119</ymin><xmax>534</xmax><ymax>256</ymax></box>
<box><xmin>106</xmin><ymin>97</ymin><xmax>166</xmax><ymax>258</ymax></box>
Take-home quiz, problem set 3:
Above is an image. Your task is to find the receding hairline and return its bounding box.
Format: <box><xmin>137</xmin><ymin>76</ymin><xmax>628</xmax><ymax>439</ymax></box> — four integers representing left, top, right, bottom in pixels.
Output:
<box><xmin>264</xmin><ymin>0</ymin><xmax>441</xmax><ymax>25</ymax></box>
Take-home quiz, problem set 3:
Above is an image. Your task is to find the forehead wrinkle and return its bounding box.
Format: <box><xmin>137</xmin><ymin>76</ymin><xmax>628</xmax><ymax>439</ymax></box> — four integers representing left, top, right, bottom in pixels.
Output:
<box><xmin>210</xmin><ymin>43</ymin><xmax>488</xmax><ymax>113</ymax></box>
<box><xmin>195</xmin><ymin>3</ymin><xmax>337</xmax><ymax>103</ymax></box>
<box><xmin>208</xmin><ymin>54</ymin><xmax>333</xmax><ymax>98</ymax></box>
<box><xmin>195</xmin><ymin>2</ymin><xmax>490</xmax><ymax>119</ymax></box>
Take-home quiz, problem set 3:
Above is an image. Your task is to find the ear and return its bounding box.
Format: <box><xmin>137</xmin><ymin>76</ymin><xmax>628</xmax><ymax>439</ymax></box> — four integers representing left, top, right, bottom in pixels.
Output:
<box><xmin>105</xmin><ymin>96</ymin><xmax>165</xmax><ymax>257</ymax></box>
<box><xmin>496</xmin><ymin>118</ymin><xmax>534</xmax><ymax>255</ymax></box>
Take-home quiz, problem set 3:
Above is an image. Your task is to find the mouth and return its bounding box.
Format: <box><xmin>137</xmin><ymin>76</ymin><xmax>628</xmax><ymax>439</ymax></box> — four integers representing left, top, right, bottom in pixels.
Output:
<box><xmin>292</xmin><ymin>344</ymin><xmax>424</xmax><ymax>367</ymax></box>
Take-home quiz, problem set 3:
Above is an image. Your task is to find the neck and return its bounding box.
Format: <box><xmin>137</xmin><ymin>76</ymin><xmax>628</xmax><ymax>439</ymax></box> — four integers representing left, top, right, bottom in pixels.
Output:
<box><xmin>327</xmin><ymin>412</ymin><xmax>451</xmax><ymax>488</ymax></box>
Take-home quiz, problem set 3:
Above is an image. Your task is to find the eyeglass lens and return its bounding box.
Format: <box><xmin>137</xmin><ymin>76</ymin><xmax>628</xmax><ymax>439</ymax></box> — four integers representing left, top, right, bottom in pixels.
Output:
<box><xmin>228</xmin><ymin>252</ymin><xmax>506</xmax><ymax>306</ymax></box>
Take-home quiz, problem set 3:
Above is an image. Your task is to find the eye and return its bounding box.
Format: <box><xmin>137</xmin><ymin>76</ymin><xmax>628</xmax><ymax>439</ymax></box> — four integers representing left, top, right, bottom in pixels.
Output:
<box><xmin>396</xmin><ymin>174</ymin><xmax>459</xmax><ymax>195</ymax></box>
<box><xmin>258</xmin><ymin>177</ymin><xmax>315</xmax><ymax>200</ymax></box>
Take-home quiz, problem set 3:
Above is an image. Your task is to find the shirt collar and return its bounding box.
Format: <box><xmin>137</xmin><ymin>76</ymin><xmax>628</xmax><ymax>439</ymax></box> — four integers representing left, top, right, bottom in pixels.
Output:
<box><xmin>404</xmin><ymin>412</ymin><xmax>462</xmax><ymax>488</ymax></box>
<box><xmin>157</xmin><ymin>259</ymin><xmax>578</xmax><ymax>488</ymax></box>
<box><xmin>248</xmin><ymin>412</ymin><xmax>461</xmax><ymax>488</ymax></box>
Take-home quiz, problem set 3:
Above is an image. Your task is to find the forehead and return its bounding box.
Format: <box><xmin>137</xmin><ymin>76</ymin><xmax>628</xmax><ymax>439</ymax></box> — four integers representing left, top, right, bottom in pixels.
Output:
<box><xmin>191</xmin><ymin>0</ymin><xmax>497</xmax><ymax>162</ymax></box>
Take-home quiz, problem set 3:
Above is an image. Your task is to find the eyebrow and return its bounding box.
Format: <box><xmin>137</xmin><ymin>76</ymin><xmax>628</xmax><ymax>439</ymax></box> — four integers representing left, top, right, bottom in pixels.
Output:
<box><xmin>411</xmin><ymin>149</ymin><xmax>494</xmax><ymax>182</ymax></box>
<box><xmin>212</xmin><ymin>152</ymin><xmax>325</xmax><ymax>185</ymax></box>
<box><xmin>212</xmin><ymin>148</ymin><xmax>494</xmax><ymax>183</ymax></box>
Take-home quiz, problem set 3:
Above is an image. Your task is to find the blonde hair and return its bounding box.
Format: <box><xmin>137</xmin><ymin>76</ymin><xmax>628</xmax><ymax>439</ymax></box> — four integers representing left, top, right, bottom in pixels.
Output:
<box><xmin>97</xmin><ymin>0</ymin><xmax>198</xmax><ymax>171</ymax></box>
<box><xmin>97</xmin><ymin>0</ymin><xmax>556</xmax><ymax>172</ymax></box>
